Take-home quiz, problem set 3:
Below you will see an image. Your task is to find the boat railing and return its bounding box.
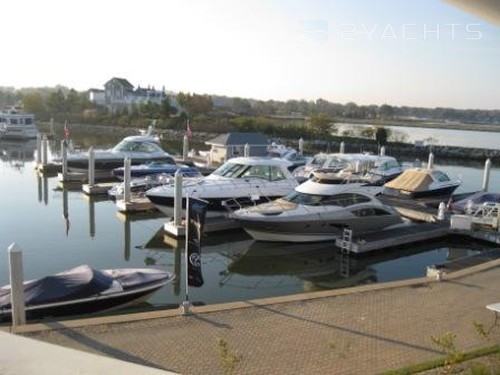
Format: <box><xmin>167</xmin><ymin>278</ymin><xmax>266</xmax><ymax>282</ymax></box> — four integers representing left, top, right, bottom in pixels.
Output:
<box><xmin>469</xmin><ymin>203</ymin><xmax>500</xmax><ymax>230</ymax></box>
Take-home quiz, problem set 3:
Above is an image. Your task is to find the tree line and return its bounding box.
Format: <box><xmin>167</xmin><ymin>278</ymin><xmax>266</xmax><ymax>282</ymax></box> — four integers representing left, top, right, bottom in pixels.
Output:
<box><xmin>1</xmin><ymin>85</ymin><xmax>497</xmax><ymax>144</ymax></box>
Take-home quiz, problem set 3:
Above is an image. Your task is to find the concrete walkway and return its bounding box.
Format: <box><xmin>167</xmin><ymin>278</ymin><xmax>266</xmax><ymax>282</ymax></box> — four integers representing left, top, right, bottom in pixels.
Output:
<box><xmin>4</xmin><ymin>259</ymin><xmax>500</xmax><ymax>375</ymax></box>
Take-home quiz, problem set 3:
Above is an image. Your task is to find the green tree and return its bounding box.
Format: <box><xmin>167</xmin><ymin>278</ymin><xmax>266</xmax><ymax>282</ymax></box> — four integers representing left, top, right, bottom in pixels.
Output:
<box><xmin>378</xmin><ymin>104</ymin><xmax>394</xmax><ymax>119</ymax></box>
<box><xmin>158</xmin><ymin>97</ymin><xmax>177</xmax><ymax>119</ymax></box>
<box><xmin>308</xmin><ymin>113</ymin><xmax>336</xmax><ymax>138</ymax></box>
<box><xmin>375</xmin><ymin>126</ymin><xmax>390</xmax><ymax>146</ymax></box>
<box><xmin>22</xmin><ymin>92</ymin><xmax>49</xmax><ymax>120</ymax></box>
<box><xmin>47</xmin><ymin>89</ymin><xmax>66</xmax><ymax>118</ymax></box>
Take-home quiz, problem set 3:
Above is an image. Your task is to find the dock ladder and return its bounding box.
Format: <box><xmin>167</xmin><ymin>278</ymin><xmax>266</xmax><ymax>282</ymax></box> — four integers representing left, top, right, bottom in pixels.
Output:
<box><xmin>339</xmin><ymin>229</ymin><xmax>353</xmax><ymax>278</ymax></box>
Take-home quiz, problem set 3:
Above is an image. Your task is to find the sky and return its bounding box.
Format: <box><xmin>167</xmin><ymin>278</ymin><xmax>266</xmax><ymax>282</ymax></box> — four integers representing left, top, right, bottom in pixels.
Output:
<box><xmin>2</xmin><ymin>0</ymin><xmax>499</xmax><ymax>110</ymax></box>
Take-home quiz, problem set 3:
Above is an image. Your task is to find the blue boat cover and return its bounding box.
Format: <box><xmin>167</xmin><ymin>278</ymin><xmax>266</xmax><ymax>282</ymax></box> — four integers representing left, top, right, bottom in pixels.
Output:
<box><xmin>0</xmin><ymin>265</ymin><xmax>113</xmax><ymax>309</ymax></box>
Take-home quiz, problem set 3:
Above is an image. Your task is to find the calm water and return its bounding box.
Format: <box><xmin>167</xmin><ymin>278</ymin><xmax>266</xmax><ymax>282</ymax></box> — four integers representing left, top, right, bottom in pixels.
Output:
<box><xmin>1</xmin><ymin>128</ymin><xmax>499</xmax><ymax>318</ymax></box>
<box><xmin>338</xmin><ymin>123</ymin><xmax>500</xmax><ymax>150</ymax></box>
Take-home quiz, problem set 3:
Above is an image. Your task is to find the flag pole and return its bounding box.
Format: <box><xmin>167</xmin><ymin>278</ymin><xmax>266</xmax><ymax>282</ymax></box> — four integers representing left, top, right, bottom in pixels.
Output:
<box><xmin>181</xmin><ymin>193</ymin><xmax>191</xmax><ymax>315</ymax></box>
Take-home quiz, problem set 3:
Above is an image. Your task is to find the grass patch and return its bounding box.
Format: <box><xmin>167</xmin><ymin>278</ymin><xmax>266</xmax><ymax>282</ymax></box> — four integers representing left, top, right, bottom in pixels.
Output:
<box><xmin>380</xmin><ymin>345</ymin><xmax>500</xmax><ymax>375</ymax></box>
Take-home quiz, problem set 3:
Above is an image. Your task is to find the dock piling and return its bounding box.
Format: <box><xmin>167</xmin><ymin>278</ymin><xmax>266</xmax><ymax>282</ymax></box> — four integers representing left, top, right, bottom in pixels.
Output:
<box><xmin>36</xmin><ymin>133</ymin><xmax>42</xmax><ymax>165</ymax></box>
<box><xmin>88</xmin><ymin>147</ymin><xmax>95</xmax><ymax>186</ymax></box>
<box><xmin>427</xmin><ymin>152</ymin><xmax>434</xmax><ymax>170</ymax></box>
<box><xmin>41</xmin><ymin>135</ymin><xmax>48</xmax><ymax>165</ymax></box>
<box><xmin>299</xmin><ymin>138</ymin><xmax>304</xmax><ymax>156</ymax></box>
<box><xmin>123</xmin><ymin>157</ymin><xmax>131</xmax><ymax>203</ymax></box>
<box><xmin>182</xmin><ymin>134</ymin><xmax>188</xmax><ymax>161</ymax></box>
<box><xmin>380</xmin><ymin>146</ymin><xmax>386</xmax><ymax>156</ymax></box>
<box><xmin>8</xmin><ymin>243</ymin><xmax>26</xmax><ymax>326</ymax></box>
<box><xmin>174</xmin><ymin>170</ymin><xmax>183</xmax><ymax>227</ymax></box>
<box><xmin>339</xmin><ymin>141</ymin><xmax>345</xmax><ymax>154</ymax></box>
<box><xmin>244</xmin><ymin>143</ymin><xmax>250</xmax><ymax>157</ymax></box>
<box><xmin>482</xmin><ymin>158</ymin><xmax>492</xmax><ymax>192</ymax></box>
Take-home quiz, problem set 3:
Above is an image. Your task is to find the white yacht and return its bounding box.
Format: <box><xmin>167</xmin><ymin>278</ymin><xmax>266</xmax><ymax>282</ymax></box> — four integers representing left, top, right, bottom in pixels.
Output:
<box><xmin>62</xmin><ymin>132</ymin><xmax>173</xmax><ymax>179</ymax></box>
<box><xmin>146</xmin><ymin>156</ymin><xmax>299</xmax><ymax>218</ymax></box>
<box><xmin>230</xmin><ymin>179</ymin><xmax>405</xmax><ymax>243</ymax></box>
<box><xmin>294</xmin><ymin>153</ymin><xmax>403</xmax><ymax>185</ymax></box>
<box><xmin>0</xmin><ymin>107</ymin><xmax>38</xmax><ymax>139</ymax></box>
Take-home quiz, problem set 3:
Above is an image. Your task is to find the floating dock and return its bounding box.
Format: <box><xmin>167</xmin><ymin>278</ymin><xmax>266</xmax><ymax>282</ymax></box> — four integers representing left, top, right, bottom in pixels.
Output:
<box><xmin>336</xmin><ymin>222</ymin><xmax>451</xmax><ymax>254</ymax></box>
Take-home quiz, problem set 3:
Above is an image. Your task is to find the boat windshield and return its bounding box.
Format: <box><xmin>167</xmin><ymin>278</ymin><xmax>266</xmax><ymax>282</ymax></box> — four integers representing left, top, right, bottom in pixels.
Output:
<box><xmin>283</xmin><ymin>191</ymin><xmax>372</xmax><ymax>207</ymax></box>
<box><xmin>112</xmin><ymin>140</ymin><xmax>164</xmax><ymax>153</ymax></box>
<box><xmin>211</xmin><ymin>162</ymin><xmax>286</xmax><ymax>181</ymax></box>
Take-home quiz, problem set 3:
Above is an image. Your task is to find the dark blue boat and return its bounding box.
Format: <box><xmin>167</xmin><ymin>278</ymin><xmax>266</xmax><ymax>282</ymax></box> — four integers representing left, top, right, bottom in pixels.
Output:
<box><xmin>112</xmin><ymin>161</ymin><xmax>201</xmax><ymax>179</ymax></box>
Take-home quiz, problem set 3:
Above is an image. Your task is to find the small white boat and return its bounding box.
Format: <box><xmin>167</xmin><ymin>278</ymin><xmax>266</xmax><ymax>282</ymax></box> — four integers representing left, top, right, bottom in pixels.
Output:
<box><xmin>146</xmin><ymin>156</ymin><xmax>299</xmax><ymax>218</ymax></box>
<box><xmin>0</xmin><ymin>265</ymin><xmax>174</xmax><ymax>321</ymax></box>
<box><xmin>0</xmin><ymin>107</ymin><xmax>38</xmax><ymax>139</ymax></box>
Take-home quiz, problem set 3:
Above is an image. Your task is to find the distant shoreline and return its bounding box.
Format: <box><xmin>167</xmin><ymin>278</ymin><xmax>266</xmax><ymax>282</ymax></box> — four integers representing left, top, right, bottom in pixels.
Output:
<box><xmin>335</xmin><ymin>118</ymin><xmax>500</xmax><ymax>133</ymax></box>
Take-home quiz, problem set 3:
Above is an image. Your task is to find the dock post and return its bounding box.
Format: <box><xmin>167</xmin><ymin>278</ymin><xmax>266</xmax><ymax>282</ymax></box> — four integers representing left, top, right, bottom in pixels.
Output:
<box><xmin>380</xmin><ymin>146</ymin><xmax>385</xmax><ymax>156</ymax></box>
<box><xmin>182</xmin><ymin>134</ymin><xmax>188</xmax><ymax>161</ymax></box>
<box><xmin>482</xmin><ymin>158</ymin><xmax>492</xmax><ymax>192</ymax></box>
<box><xmin>437</xmin><ymin>202</ymin><xmax>446</xmax><ymax>220</ymax></box>
<box><xmin>61</xmin><ymin>140</ymin><xmax>68</xmax><ymax>182</ymax></box>
<box><xmin>339</xmin><ymin>141</ymin><xmax>345</xmax><ymax>154</ymax></box>
<box><xmin>88</xmin><ymin>147</ymin><xmax>95</xmax><ymax>186</ymax></box>
<box><xmin>173</xmin><ymin>170</ymin><xmax>183</xmax><ymax>226</ymax></box>
<box><xmin>8</xmin><ymin>243</ymin><xmax>26</xmax><ymax>326</ymax></box>
<box><xmin>427</xmin><ymin>152</ymin><xmax>434</xmax><ymax>170</ymax></box>
<box><xmin>36</xmin><ymin>133</ymin><xmax>42</xmax><ymax>165</ymax></box>
<box><xmin>123</xmin><ymin>157</ymin><xmax>131</xmax><ymax>204</ymax></box>
<box><xmin>244</xmin><ymin>143</ymin><xmax>250</xmax><ymax>157</ymax></box>
<box><xmin>299</xmin><ymin>138</ymin><xmax>304</xmax><ymax>156</ymax></box>
<box><xmin>41</xmin><ymin>135</ymin><xmax>48</xmax><ymax>165</ymax></box>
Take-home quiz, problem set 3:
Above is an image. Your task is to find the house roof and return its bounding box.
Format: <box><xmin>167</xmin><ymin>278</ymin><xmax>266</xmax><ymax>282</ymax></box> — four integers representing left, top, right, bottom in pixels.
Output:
<box><xmin>206</xmin><ymin>132</ymin><xmax>269</xmax><ymax>146</ymax></box>
<box><xmin>105</xmin><ymin>77</ymin><xmax>134</xmax><ymax>89</ymax></box>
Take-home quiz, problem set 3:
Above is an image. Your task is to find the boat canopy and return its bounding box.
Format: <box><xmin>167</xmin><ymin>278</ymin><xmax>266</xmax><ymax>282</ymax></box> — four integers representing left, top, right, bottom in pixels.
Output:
<box><xmin>0</xmin><ymin>265</ymin><xmax>113</xmax><ymax>309</ymax></box>
<box><xmin>384</xmin><ymin>169</ymin><xmax>434</xmax><ymax>192</ymax></box>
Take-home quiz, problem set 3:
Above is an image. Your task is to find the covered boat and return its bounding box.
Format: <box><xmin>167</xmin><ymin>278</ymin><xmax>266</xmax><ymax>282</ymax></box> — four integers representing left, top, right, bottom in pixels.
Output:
<box><xmin>382</xmin><ymin>168</ymin><xmax>461</xmax><ymax>199</ymax></box>
<box><xmin>0</xmin><ymin>265</ymin><xmax>174</xmax><ymax>321</ymax></box>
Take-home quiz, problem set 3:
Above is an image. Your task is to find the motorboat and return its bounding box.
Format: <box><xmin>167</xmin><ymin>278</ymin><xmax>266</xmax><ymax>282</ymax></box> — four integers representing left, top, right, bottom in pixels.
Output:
<box><xmin>146</xmin><ymin>156</ymin><xmax>299</xmax><ymax>218</ymax></box>
<box><xmin>62</xmin><ymin>133</ymin><xmax>173</xmax><ymax>179</ymax></box>
<box><xmin>382</xmin><ymin>168</ymin><xmax>461</xmax><ymax>199</ymax></box>
<box><xmin>450</xmin><ymin>191</ymin><xmax>500</xmax><ymax>213</ymax></box>
<box><xmin>267</xmin><ymin>141</ymin><xmax>311</xmax><ymax>171</ymax></box>
<box><xmin>0</xmin><ymin>107</ymin><xmax>38</xmax><ymax>139</ymax></box>
<box><xmin>0</xmin><ymin>264</ymin><xmax>174</xmax><ymax>321</ymax></box>
<box><xmin>112</xmin><ymin>160</ymin><xmax>201</xmax><ymax>179</ymax></box>
<box><xmin>231</xmin><ymin>180</ymin><xmax>406</xmax><ymax>242</ymax></box>
<box><xmin>294</xmin><ymin>153</ymin><xmax>403</xmax><ymax>185</ymax></box>
<box><xmin>108</xmin><ymin>170</ymin><xmax>204</xmax><ymax>201</ymax></box>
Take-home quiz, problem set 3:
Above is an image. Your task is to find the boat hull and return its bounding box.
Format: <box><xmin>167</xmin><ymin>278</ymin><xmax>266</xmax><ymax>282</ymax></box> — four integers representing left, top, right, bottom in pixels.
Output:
<box><xmin>232</xmin><ymin>206</ymin><xmax>404</xmax><ymax>243</ymax></box>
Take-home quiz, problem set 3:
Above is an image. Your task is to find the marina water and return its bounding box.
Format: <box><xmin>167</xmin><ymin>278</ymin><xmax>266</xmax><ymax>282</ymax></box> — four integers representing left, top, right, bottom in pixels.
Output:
<box><xmin>0</xmin><ymin>128</ymin><xmax>499</xmax><ymax>318</ymax></box>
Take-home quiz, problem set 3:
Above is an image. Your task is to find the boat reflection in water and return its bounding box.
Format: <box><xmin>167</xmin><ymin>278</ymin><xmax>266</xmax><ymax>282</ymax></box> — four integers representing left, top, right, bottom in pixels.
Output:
<box><xmin>0</xmin><ymin>138</ymin><xmax>37</xmax><ymax>170</ymax></box>
<box><xmin>226</xmin><ymin>237</ymin><xmax>488</xmax><ymax>293</ymax></box>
